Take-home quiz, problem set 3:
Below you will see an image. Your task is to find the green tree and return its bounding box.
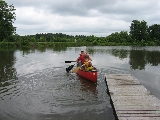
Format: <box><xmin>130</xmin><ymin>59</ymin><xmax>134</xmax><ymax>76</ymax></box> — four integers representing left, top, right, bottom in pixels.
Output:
<box><xmin>129</xmin><ymin>20</ymin><xmax>148</xmax><ymax>41</ymax></box>
<box><xmin>148</xmin><ymin>24</ymin><xmax>160</xmax><ymax>41</ymax></box>
<box><xmin>86</xmin><ymin>35</ymin><xmax>95</xmax><ymax>42</ymax></box>
<box><xmin>0</xmin><ymin>0</ymin><xmax>16</xmax><ymax>42</ymax></box>
<box><xmin>119</xmin><ymin>31</ymin><xmax>129</xmax><ymax>43</ymax></box>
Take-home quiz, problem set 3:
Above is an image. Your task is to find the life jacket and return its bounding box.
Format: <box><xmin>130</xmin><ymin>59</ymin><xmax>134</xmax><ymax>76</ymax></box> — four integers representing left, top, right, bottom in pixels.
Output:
<box><xmin>79</xmin><ymin>54</ymin><xmax>85</xmax><ymax>64</ymax></box>
<box><xmin>84</xmin><ymin>61</ymin><xmax>93</xmax><ymax>71</ymax></box>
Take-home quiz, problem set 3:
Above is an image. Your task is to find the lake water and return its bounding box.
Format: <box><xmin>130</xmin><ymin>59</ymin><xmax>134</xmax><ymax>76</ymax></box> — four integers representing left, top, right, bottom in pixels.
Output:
<box><xmin>0</xmin><ymin>46</ymin><xmax>160</xmax><ymax>120</ymax></box>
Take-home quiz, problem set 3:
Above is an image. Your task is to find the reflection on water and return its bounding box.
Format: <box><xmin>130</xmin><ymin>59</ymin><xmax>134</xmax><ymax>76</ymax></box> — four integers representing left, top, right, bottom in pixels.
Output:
<box><xmin>130</xmin><ymin>50</ymin><xmax>160</xmax><ymax>70</ymax></box>
<box><xmin>19</xmin><ymin>47</ymin><xmax>67</xmax><ymax>55</ymax></box>
<box><xmin>0</xmin><ymin>50</ymin><xmax>18</xmax><ymax>87</ymax></box>
<box><xmin>0</xmin><ymin>46</ymin><xmax>160</xmax><ymax>120</ymax></box>
<box><xmin>0</xmin><ymin>65</ymin><xmax>114</xmax><ymax>120</ymax></box>
<box><xmin>77</xmin><ymin>76</ymin><xmax>98</xmax><ymax>99</ymax></box>
<box><xmin>87</xmin><ymin>46</ymin><xmax>160</xmax><ymax>70</ymax></box>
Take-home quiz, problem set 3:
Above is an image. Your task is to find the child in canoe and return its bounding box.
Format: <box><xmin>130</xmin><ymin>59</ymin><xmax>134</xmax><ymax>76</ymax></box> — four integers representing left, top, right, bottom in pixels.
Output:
<box><xmin>81</xmin><ymin>53</ymin><xmax>93</xmax><ymax>71</ymax></box>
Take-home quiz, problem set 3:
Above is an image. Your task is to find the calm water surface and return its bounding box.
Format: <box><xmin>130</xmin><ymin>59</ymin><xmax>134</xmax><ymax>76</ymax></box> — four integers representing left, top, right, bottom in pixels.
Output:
<box><xmin>0</xmin><ymin>46</ymin><xmax>160</xmax><ymax>120</ymax></box>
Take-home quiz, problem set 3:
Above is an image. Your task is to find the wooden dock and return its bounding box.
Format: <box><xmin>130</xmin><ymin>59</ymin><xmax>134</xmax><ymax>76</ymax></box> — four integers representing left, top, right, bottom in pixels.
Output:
<box><xmin>105</xmin><ymin>74</ymin><xmax>160</xmax><ymax>120</ymax></box>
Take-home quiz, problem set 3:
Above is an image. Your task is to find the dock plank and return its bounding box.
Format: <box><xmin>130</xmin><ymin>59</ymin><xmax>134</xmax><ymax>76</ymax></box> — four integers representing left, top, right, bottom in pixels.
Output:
<box><xmin>118</xmin><ymin>117</ymin><xmax>160</xmax><ymax>120</ymax></box>
<box><xmin>105</xmin><ymin>74</ymin><xmax>160</xmax><ymax>120</ymax></box>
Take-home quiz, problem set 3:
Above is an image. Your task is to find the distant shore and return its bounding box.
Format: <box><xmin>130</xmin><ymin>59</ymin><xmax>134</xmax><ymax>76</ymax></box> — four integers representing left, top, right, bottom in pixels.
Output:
<box><xmin>0</xmin><ymin>41</ymin><xmax>159</xmax><ymax>49</ymax></box>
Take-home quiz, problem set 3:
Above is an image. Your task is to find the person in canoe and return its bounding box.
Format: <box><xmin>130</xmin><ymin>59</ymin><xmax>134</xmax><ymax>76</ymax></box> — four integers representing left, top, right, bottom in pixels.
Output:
<box><xmin>81</xmin><ymin>53</ymin><xmax>93</xmax><ymax>71</ymax></box>
<box><xmin>76</xmin><ymin>51</ymin><xmax>85</xmax><ymax>67</ymax></box>
<box><xmin>72</xmin><ymin>51</ymin><xmax>86</xmax><ymax>73</ymax></box>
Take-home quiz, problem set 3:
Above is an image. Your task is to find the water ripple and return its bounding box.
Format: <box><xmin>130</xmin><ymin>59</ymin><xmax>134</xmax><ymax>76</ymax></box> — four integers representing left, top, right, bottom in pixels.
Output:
<box><xmin>0</xmin><ymin>65</ymin><xmax>114</xmax><ymax>120</ymax></box>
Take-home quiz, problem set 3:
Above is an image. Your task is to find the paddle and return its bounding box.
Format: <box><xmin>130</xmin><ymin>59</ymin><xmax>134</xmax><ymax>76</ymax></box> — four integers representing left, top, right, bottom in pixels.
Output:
<box><xmin>65</xmin><ymin>61</ymin><xmax>76</xmax><ymax>63</ymax></box>
<box><xmin>72</xmin><ymin>67</ymin><xmax>80</xmax><ymax>73</ymax></box>
<box><xmin>66</xmin><ymin>64</ymin><xmax>75</xmax><ymax>73</ymax></box>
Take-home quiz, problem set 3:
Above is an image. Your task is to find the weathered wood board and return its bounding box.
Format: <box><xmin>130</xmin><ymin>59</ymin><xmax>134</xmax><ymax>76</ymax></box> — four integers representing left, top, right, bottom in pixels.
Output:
<box><xmin>105</xmin><ymin>74</ymin><xmax>160</xmax><ymax>120</ymax></box>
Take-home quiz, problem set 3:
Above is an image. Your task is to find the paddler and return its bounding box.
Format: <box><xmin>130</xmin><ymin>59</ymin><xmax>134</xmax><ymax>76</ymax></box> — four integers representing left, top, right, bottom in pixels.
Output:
<box><xmin>76</xmin><ymin>51</ymin><xmax>85</xmax><ymax>67</ymax></box>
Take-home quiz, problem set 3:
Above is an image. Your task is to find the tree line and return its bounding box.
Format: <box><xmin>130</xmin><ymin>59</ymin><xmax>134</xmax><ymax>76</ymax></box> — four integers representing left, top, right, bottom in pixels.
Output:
<box><xmin>1</xmin><ymin>0</ymin><xmax>160</xmax><ymax>47</ymax></box>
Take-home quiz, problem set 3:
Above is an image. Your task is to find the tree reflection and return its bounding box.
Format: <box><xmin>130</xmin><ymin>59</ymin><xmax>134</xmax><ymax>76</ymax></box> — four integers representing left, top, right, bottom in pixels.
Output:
<box><xmin>110</xmin><ymin>49</ymin><xmax>128</xmax><ymax>59</ymax></box>
<box><xmin>20</xmin><ymin>47</ymin><xmax>67</xmax><ymax>56</ymax></box>
<box><xmin>129</xmin><ymin>50</ymin><xmax>146</xmax><ymax>70</ymax></box>
<box><xmin>110</xmin><ymin>49</ymin><xmax>160</xmax><ymax>70</ymax></box>
<box><xmin>86</xmin><ymin>47</ymin><xmax>160</xmax><ymax>70</ymax></box>
<box><xmin>129</xmin><ymin>50</ymin><xmax>160</xmax><ymax>70</ymax></box>
<box><xmin>146</xmin><ymin>51</ymin><xmax>160</xmax><ymax>66</ymax></box>
<box><xmin>0</xmin><ymin>50</ymin><xmax>17</xmax><ymax>87</ymax></box>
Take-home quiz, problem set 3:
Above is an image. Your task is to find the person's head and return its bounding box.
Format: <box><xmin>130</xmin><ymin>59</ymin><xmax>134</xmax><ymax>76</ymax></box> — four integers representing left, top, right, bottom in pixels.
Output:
<box><xmin>84</xmin><ymin>54</ymin><xmax>89</xmax><ymax>59</ymax></box>
<box><xmin>81</xmin><ymin>51</ymin><xmax>85</xmax><ymax>54</ymax></box>
<box><xmin>85</xmin><ymin>58</ymin><xmax>89</xmax><ymax>61</ymax></box>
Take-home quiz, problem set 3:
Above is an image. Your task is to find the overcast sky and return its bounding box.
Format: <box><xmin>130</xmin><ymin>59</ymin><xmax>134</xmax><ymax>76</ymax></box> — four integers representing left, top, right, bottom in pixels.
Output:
<box><xmin>5</xmin><ymin>0</ymin><xmax>160</xmax><ymax>37</ymax></box>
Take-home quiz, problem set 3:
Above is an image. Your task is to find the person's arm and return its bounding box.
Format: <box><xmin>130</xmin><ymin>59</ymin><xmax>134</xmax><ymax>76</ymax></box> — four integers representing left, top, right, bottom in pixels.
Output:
<box><xmin>89</xmin><ymin>56</ymin><xmax>92</xmax><ymax>61</ymax></box>
<box><xmin>76</xmin><ymin>58</ymin><xmax>79</xmax><ymax>62</ymax></box>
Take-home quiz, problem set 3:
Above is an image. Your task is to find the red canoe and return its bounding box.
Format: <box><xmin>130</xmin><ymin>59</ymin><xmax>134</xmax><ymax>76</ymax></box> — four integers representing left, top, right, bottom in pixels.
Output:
<box><xmin>77</xmin><ymin>69</ymin><xmax>98</xmax><ymax>83</ymax></box>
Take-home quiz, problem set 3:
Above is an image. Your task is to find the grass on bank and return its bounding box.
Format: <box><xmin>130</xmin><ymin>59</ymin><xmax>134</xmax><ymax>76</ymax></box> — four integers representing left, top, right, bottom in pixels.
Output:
<box><xmin>0</xmin><ymin>40</ymin><xmax>158</xmax><ymax>49</ymax></box>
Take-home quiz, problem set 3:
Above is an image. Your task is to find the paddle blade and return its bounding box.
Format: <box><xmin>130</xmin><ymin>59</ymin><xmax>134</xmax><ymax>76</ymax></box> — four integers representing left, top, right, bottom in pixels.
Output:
<box><xmin>72</xmin><ymin>67</ymin><xmax>80</xmax><ymax>73</ymax></box>
<box><xmin>65</xmin><ymin>61</ymin><xmax>76</xmax><ymax>63</ymax></box>
<box><xmin>66</xmin><ymin>64</ymin><xmax>75</xmax><ymax>72</ymax></box>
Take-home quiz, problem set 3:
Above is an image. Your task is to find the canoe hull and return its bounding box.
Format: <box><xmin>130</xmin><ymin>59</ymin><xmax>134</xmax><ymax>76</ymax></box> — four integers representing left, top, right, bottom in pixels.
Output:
<box><xmin>77</xmin><ymin>69</ymin><xmax>97</xmax><ymax>82</ymax></box>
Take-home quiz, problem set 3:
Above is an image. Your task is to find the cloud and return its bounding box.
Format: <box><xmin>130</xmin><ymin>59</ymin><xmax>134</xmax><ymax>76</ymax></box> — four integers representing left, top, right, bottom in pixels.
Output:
<box><xmin>4</xmin><ymin>0</ymin><xmax>160</xmax><ymax>36</ymax></box>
